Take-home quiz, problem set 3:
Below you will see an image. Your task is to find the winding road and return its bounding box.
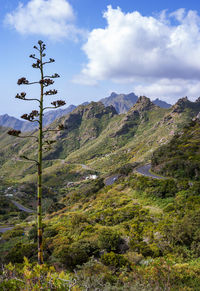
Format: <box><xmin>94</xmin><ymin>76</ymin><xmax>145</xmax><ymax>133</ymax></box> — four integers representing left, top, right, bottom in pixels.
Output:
<box><xmin>0</xmin><ymin>201</ymin><xmax>34</xmax><ymax>233</ymax></box>
<box><xmin>136</xmin><ymin>164</ymin><xmax>166</xmax><ymax>179</ymax></box>
<box><xmin>11</xmin><ymin>200</ymin><xmax>34</xmax><ymax>213</ymax></box>
<box><xmin>1</xmin><ymin>164</ymin><xmax>163</xmax><ymax>233</ymax></box>
<box><xmin>105</xmin><ymin>174</ymin><xmax>120</xmax><ymax>186</ymax></box>
<box><xmin>0</xmin><ymin>226</ymin><xmax>14</xmax><ymax>233</ymax></box>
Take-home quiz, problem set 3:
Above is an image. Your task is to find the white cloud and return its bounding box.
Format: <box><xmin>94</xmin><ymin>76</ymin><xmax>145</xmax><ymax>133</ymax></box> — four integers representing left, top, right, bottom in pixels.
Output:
<box><xmin>134</xmin><ymin>79</ymin><xmax>200</xmax><ymax>104</ymax></box>
<box><xmin>5</xmin><ymin>0</ymin><xmax>84</xmax><ymax>40</ymax></box>
<box><xmin>75</xmin><ymin>6</ymin><xmax>200</xmax><ymax>101</ymax></box>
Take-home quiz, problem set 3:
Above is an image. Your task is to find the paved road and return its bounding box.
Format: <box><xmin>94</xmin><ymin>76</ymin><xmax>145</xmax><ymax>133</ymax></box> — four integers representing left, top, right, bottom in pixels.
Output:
<box><xmin>11</xmin><ymin>200</ymin><xmax>34</xmax><ymax>213</ymax></box>
<box><xmin>136</xmin><ymin>164</ymin><xmax>166</xmax><ymax>179</ymax></box>
<box><xmin>0</xmin><ymin>226</ymin><xmax>13</xmax><ymax>233</ymax></box>
<box><xmin>0</xmin><ymin>201</ymin><xmax>34</xmax><ymax>233</ymax></box>
<box><xmin>105</xmin><ymin>174</ymin><xmax>120</xmax><ymax>186</ymax></box>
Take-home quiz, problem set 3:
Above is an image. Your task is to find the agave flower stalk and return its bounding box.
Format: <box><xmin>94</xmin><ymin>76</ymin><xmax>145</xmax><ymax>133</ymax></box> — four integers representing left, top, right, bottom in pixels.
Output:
<box><xmin>8</xmin><ymin>40</ymin><xmax>66</xmax><ymax>264</ymax></box>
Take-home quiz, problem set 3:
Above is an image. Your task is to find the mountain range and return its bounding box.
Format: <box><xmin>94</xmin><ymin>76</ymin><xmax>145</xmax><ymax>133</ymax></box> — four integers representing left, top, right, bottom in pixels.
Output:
<box><xmin>0</xmin><ymin>95</ymin><xmax>198</xmax><ymax>183</ymax></box>
<box><xmin>0</xmin><ymin>92</ymin><xmax>171</xmax><ymax>131</ymax></box>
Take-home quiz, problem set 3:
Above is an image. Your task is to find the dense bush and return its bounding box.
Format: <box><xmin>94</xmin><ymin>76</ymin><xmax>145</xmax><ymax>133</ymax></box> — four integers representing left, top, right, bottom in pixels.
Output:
<box><xmin>2</xmin><ymin>226</ymin><xmax>24</xmax><ymax>241</ymax></box>
<box><xmin>152</xmin><ymin>120</ymin><xmax>200</xmax><ymax>180</ymax></box>
<box><xmin>53</xmin><ymin>239</ymin><xmax>99</xmax><ymax>270</ymax></box>
<box><xmin>98</xmin><ymin>228</ymin><xmax>122</xmax><ymax>253</ymax></box>
<box><xmin>129</xmin><ymin>175</ymin><xmax>177</xmax><ymax>198</ymax></box>
<box><xmin>4</xmin><ymin>242</ymin><xmax>37</xmax><ymax>264</ymax></box>
<box><xmin>101</xmin><ymin>251</ymin><xmax>130</xmax><ymax>269</ymax></box>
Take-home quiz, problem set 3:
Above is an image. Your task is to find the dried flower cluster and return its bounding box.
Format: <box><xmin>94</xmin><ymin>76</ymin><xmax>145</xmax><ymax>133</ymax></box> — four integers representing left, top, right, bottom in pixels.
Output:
<box><xmin>7</xmin><ymin>129</ymin><xmax>21</xmax><ymax>137</ymax></box>
<box><xmin>44</xmin><ymin>89</ymin><xmax>57</xmax><ymax>96</ymax></box>
<box><xmin>51</xmin><ymin>100</ymin><xmax>66</xmax><ymax>108</ymax></box>
<box><xmin>33</xmin><ymin>40</ymin><xmax>46</xmax><ymax>52</ymax></box>
<box><xmin>21</xmin><ymin>110</ymin><xmax>39</xmax><ymax>121</ymax></box>
<box><xmin>40</xmin><ymin>79</ymin><xmax>54</xmax><ymax>86</ymax></box>
<box><xmin>51</xmin><ymin>73</ymin><xmax>60</xmax><ymax>78</ymax></box>
<box><xmin>17</xmin><ymin>77</ymin><xmax>29</xmax><ymax>85</ymax></box>
<box><xmin>32</xmin><ymin>59</ymin><xmax>41</xmax><ymax>69</ymax></box>
<box><xmin>15</xmin><ymin>92</ymin><xmax>26</xmax><ymax>100</ymax></box>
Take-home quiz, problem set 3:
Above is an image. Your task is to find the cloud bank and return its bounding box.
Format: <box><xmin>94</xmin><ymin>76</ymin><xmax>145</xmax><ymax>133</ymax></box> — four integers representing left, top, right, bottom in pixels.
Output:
<box><xmin>5</xmin><ymin>0</ymin><xmax>83</xmax><ymax>40</ymax></box>
<box><xmin>76</xmin><ymin>6</ymin><xmax>200</xmax><ymax>102</ymax></box>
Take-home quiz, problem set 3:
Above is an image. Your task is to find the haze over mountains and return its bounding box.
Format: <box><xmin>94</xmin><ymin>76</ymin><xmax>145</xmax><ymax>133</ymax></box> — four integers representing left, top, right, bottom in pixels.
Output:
<box><xmin>0</xmin><ymin>92</ymin><xmax>171</xmax><ymax>131</ymax></box>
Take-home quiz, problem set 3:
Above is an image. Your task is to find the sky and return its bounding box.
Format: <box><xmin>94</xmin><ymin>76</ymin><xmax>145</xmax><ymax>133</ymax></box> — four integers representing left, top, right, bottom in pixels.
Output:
<box><xmin>1</xmin><ymin>0</ymin><xmax>200</xmax><ymax>117</ymax></box>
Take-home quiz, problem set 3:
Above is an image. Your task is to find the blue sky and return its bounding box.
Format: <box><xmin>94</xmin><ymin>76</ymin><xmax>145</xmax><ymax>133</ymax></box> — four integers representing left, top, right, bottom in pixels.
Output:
<box><xmin>1</xmin><ymin>0</ymin><xmax>200</xmax><ymax>117</ymax></box>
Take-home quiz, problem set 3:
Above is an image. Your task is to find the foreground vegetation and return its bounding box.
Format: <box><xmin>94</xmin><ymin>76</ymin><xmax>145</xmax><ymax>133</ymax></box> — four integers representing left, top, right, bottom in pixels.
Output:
<box><xmin>1</xmin><ymin>170</ymin><xmax>200</xmax><ymax>290</ymax></box>
<box><xmin>1</xmin><ymin>91</ymin><xmax>200</xmax><ymax>289</ymax></box>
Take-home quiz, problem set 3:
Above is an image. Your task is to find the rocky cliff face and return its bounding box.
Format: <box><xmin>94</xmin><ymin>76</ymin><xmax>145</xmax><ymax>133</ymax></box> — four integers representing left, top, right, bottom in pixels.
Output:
<box><xmin>64</xmin><ymin>102</ymin><xmax>117</xmax><ymax>130</ymax></box>
<box><xmin>171</xmin><ymin>97</ymin><xmax>200</xmax><ymax>114</ymax></box>
<box><xmin>154</xmin><ymin>97</ymin><xmax>200</xmax><ymax>131</ymax></box>
<box><xmin>171</xmin><ymin>97</ymin><xmax>190</xmax><ymax>113</ymax></box>
<box><xmin>112</xmin><ymin>96</ymin><xmax>156</xmax><ymax>137</ymax></box>
<box><xmin>128</xmin><ymin>96</ymin><xmax>156</xmax><ymax>113</ymax></box>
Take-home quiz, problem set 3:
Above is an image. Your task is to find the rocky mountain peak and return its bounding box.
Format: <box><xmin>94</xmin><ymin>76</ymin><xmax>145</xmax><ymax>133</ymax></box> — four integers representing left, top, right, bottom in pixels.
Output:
<box><xmin>110</xmin><ymin>92</ymin><xmax>118</xmax><ymax>98</ymax></box>
<box><xmin>172</xmin><ymin>97</ymin><xmax>190</xmax><ymax>113</ymax></box>
<box><xmin>100</xmin><ymin>92</ymin><xmax>138</xmax><ymax>113</ymax></box>
<box><xmin>130</xmin><ymin>96</ymin><xmax>156</xmax><ymax>113</ymax></box>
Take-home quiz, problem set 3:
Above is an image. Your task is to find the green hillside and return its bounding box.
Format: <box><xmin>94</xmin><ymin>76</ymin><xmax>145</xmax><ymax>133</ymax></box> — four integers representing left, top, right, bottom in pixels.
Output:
<box><xmin>152</xmin><ymin>117</ymin><xmax>200</xmax><ymax>180</ymax></box>
<box><xmin>1</xmin><ymin>97</ymin><xmax>200</xmax><ymax>290</ymax></box>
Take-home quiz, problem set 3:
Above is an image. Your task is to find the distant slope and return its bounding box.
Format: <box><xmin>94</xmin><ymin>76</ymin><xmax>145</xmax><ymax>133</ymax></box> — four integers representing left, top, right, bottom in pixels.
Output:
<box><xmin>0</xmin><ymin>114</ymin><xmax>33</xmax><ymax>132</ymax></box>
<box><xmin>42</xmin><ymin>105</ymin><xmax>76</xmax><ymax>126</ymax></box>
<box><xmin>100</xmin><ymin>92</ymin><xmax>138</xmax><ymax>113</ymax></box>
<box><xmin>152</xmin><ymin>98</ymin><xmax>171</xmax><ymax>108</ymax></box>
<box><xmin>100</xmin><ymin>92</ymin><xmax>171</xmax><ymax>113</ymax></box>
<box><xmin>0</xmin><ymin>105</ymin><xmax>76</xmax><ymax>132</ymax></box>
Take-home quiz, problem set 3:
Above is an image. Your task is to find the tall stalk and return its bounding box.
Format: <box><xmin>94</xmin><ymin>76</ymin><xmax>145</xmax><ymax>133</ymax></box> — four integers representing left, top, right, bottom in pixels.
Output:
<box><xmin>37</xmin><ymin>41</ymin><xmax>44</xmax><ymax>264</ymax></box>
<box><xmin>8</xmin><ymin>40</ymin><xmax>66</xmax><ymax>264</ymax></box>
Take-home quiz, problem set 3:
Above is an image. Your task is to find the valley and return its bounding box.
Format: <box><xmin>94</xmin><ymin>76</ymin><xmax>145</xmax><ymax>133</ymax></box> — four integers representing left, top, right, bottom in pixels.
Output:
<box><xmin>0</xmin><ymin>95</ymin><xmax>200</xmax><ymax>290</ymax></box>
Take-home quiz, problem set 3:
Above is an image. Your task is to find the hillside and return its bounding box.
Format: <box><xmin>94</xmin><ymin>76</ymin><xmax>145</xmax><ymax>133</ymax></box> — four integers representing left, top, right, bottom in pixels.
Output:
<box><xmin>152</xmin><ymin>116</ymin><xmax>200</xmax><ymax>179</ymax></box>
<box><xmin>1</xmin><ymin>96</ymin><xmax>200</xmax><ymax>289</ymax></box>
<box><xmin>0</xmin><ymin>96</ymin><xmax>199</xmax><ymax>183</ymax></box>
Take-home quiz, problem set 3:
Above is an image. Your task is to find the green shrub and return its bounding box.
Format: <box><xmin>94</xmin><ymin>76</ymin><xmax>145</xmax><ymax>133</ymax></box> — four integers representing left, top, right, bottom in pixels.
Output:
<box><xmin>5</xmin><ymin>242</ymin><xmax>37</xmax><ymax>264</ymax></box>
<box><xmin>28</xmin><ymin>225</ymin><xmax>37</xmax><ymax>242</ymax></box>
<box><xmin>2</xmin><ymin>226</ymin><xmax>24</xmax><ymax>240</ymax></box>
<box><xmin>98</xmin><ymin>228</ymin><xmax>122</xmax><ymax>252</ymax></box>
<box><xmin>43</xmin><ymin>226</ymin><xmax>58</xmax><ymax>238</ymax></box>
<box><xmin>101</xmin><ymin>251</ymin><xmax>129</xmax><ymax>269</ymax></box>
<box><xmin>53</xmin><ymin>239</ymin><xmax>99</xmax><ymax>270</ymax></box>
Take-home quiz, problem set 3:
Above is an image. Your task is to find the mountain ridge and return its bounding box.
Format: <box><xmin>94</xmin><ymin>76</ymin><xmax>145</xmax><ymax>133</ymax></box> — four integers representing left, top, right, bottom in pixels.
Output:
<box><xmin>0</xmin><ymin>93</ymin><xmax>171</xmax><ymax>131</ymax></box>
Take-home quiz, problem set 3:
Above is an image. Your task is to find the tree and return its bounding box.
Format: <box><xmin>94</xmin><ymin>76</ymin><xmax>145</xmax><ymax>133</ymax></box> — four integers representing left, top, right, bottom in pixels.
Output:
<box><xmin>8</xmin><ymin>40</ymin><xmax>66</xmax><ymax>264</ymax></box>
